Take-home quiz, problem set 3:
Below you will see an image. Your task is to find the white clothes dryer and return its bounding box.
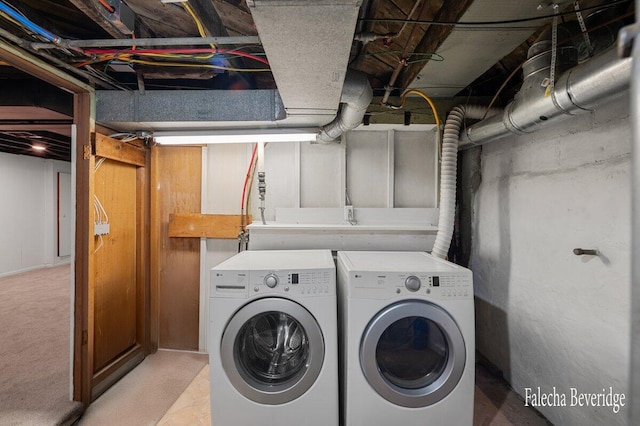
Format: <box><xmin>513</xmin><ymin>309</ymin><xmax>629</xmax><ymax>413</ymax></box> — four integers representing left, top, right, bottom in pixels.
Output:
<box><xmin>209</xmin><ymin>250</ymin><xmax>338</xmax><ymax>426</ymax></box>
<box><xmin>337</xmin><ymin>251</ymin><xmax>474</xmax><ymax>426</ymax></box>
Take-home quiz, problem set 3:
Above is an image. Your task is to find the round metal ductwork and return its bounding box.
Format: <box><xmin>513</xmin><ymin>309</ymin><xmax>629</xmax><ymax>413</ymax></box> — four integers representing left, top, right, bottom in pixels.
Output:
<box><xmin>522</xmin><ymin>24</ymin><xmax>578</xmax><ymax>81</ymax></box>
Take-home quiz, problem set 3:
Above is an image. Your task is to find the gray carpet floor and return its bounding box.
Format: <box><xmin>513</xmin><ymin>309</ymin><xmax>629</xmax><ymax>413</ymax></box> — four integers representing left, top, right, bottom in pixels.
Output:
<box><xmin>0</xmin><ymin>264</ymin><xmax>82</xmax><ymax>426</ymax></box>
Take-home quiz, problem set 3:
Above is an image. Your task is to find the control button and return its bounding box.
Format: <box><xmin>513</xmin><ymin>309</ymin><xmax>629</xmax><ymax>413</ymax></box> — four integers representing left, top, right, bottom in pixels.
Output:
<box><xmin>284</xmin><ymin>286</ymin><xmax>290</xmax><ymax>292</ymax></box>
<box><xmin>405</xmin><ymin>276</ymin><xmax>421</xmax><ymax>292</ymax></box>
<box><xmin>396</xmin><ymin>288</ymin><xmax>401</xmax><ymax>294</ymax></box>
<box><xmin>254</xmin><ymin>286</ymin><xmax>259</xmax><ymax>292</ymax></box>
<box><xmin>264</xmin><ymin>273</ymin><xmax>279</xmax><ymax>288</ymax></box>
<box><xmin>426</xmin><ymin>288</ymin><xmax>431</xmax><ymax>294</ymax></box>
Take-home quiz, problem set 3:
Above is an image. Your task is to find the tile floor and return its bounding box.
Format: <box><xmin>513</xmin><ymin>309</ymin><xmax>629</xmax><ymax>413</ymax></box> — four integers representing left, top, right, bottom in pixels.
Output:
<box><xmin>157</xmin><ymin>363</ymin><xmax>550</xmax><ymax>426</ymax></box>
<box><xmin>157</xmin><ymin>365</ymin><xmax>212</xmax><ymax>426</ymax></box>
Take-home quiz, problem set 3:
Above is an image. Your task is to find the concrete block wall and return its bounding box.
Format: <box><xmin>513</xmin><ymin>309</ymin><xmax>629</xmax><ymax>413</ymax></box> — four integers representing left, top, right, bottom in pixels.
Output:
<box><xmin>470</xmin><ymin>95</ymin><xmax>631</xmax><ymax>425</ymax></box>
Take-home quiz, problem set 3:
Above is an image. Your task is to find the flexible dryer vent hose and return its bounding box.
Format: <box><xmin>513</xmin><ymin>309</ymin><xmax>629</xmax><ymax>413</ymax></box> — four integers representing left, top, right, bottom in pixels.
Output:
<box><xmin>431</xmin><ymin>105</ymin><xmax>500</xmax><ymax>259</ymax></box>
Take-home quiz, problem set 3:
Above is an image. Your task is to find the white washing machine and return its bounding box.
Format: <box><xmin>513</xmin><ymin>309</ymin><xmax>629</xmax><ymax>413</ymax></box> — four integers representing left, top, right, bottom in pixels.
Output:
<box><xmin>337</xmin><ymin>251</ymin><xmax>474</xmax><ymax>426</ymax></box>
<box><xmin>209</xmin><ymin>250</ymin><xmax>338</xmax><ymax>426</ymax></box>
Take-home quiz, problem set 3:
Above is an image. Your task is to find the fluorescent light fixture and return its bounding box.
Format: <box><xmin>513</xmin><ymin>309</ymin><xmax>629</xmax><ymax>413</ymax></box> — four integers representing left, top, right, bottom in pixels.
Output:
<box><xmin>32</xmin><ymin>144</ymin><xmax>47</xmax><ymax>151</ymax></box>
<box><xmin>153</xmin><ymin>129</ymin><xmax>319</xmax><ymax>145</ymax></box>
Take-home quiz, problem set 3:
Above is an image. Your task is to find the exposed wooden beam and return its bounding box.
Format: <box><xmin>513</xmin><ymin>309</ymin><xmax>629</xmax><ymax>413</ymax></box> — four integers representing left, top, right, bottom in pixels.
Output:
<box><xmin>212</xmin><ymin>0</ymin><xmax>257</xmax><ymax>36</ymax></box>
<box><xmin>94</xmin><ymin>133</ymin><xmax>146</xmax><ymax>167</ymax></box>
<box><xmin>187</xmin><ymin>0</ymin><xmax>228</xmax><ymax>37</ymax></box>
<box><xmin>399</xmin><ymin>0</ymin><xmax>474</xmax><ymax>89</ymax></box>
<box><xmin>0</xmin><ymin>39</ymin><xmax>92</xmax><ymax>93</ymax></box>
<box><xmin>68</xmin><ymin>0</ymin><xmax>127</xmax><ymax>39</ymax></box>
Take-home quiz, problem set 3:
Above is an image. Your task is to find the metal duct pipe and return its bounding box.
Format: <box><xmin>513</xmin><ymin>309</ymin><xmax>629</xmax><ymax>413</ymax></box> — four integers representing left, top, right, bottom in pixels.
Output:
<box><xmin>317</xmin><ymin>70</ymin><xmax>373</xmax><ymax>142</ymax></box>
<box><xmin>461</xmin><ymin>45</ymin><xmax>632</xmax><ymax>148</ymax></box>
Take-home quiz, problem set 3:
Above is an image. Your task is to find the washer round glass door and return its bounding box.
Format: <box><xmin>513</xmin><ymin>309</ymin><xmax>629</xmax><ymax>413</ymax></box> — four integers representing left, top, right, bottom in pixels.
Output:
<box><xmin>221</xmin><ymin>297</ymin><xmax>325</xmax><ymax>404</ymax></box>
<box><xmin>360</xmin><ymin>300</ymin><xmax>466</xmax><ymax>408</ymax></box>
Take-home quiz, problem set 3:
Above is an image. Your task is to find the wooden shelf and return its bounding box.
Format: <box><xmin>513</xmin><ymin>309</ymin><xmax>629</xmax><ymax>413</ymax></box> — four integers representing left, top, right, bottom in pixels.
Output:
<box><xmin>168</xmin><ymin>213</ymin><xmax>249</xmax><ymax>239</ymax></box>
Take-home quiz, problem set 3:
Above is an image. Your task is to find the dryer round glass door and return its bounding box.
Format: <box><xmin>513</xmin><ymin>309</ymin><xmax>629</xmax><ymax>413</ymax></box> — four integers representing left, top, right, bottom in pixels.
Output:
<box><xmin>360</xmin><ymin>300</ymin><xmax>466</xmax><ymax>408</ymax></box>
<box><xmin>221</xmin><ymin>297</ymin><xmax>325</xmax><ymax>405</ymax></box>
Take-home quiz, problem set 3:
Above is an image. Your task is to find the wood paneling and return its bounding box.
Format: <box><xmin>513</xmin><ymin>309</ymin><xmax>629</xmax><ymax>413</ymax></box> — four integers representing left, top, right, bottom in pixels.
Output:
<box><xmin>151</xmin><ymin>146</ymin><xmax>202</xmax><ymax>351</ymax></box>
<box><xmin>93</xmin><ymin>159</ymin><xmax>138</xmax><ymax>371</ymax></box>
<box><xmin>168</xmin><ymin>213</ymin><xmax>249</xmax><ymax>239</ymax></box>
<box><xmin>89</xmin><ymin>135</ymin><xmax>150</xmax><ymax>402</ymax></box>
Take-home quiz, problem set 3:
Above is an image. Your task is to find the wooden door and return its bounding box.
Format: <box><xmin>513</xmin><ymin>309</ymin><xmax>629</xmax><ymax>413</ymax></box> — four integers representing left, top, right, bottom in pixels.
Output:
<box><xmin>87</xmin><ymin>135</ymin><xmax>150</xmax><ymax>401</ymax></box>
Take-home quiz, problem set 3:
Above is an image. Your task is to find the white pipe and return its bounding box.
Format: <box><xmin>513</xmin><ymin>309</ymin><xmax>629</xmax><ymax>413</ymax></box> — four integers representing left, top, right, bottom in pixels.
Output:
<box><xmin>431</xmin><ymin>105</ymin><xmax>500</xmax><ymax>259</ymax></box>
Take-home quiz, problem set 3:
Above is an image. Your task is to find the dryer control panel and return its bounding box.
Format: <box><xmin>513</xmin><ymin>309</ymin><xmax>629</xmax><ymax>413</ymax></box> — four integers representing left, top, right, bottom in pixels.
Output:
<box><xmin>347</xmin><ymin>271</ymin><xmax>472</xmax><ymax>301</ymax></box>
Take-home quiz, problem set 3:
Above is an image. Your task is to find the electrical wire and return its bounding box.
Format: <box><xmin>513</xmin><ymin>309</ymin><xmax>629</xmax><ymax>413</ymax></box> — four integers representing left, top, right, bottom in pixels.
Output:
<box><xmin>93</xmin><ymin>194</ymin><xmax>109</xmax><ymax>224</ymax></box>
<box><xmin>76</xmin><ymin>54</ymin><xmax>270</xmax><ymax>72</ymax></box>
<box><xmin>83</xmin><ymin>47</ymin><xmax>270</xmax><ymax>66</ymax></box>
<box><xmin>183</xmin><ymin>2</ymin><xmax>215</xmax><ymax>52</ymax></box>
<box><xmin>0</xmin><ymin>0</ymin><xmax>58</xmax><ymax>42</ymax></box>
<box><xmin>95</xmin><ymin>157</ymin><xmax>106</xmax><ymax>171</ymax></box>
<box><xmin>93</xmin><ymin>235</ymin><xmax>104</xmax><ymax>254</ymax></box>
<box><xmin>360</xmin><ymin>50</ymin><xmax>444</xmax><ymax>62</ymax></box>
<box><xmin>123</xmin><ymin>58</ymin><xmax>270</xmax><ymax>72</ymax></box>
<box><xmin>98</xmin><ymin>0</ymin><xmax>115</xmax><ymax>14</ymax></box>
<box><xmin>359</xmin><ymin>0</ymin><xmax>629</xmax><ymax>28</ymax></box>
<box><xmin>94</xmin><ymin>198</ymin><xmax>102</xmax><ymax>222</ymax></box>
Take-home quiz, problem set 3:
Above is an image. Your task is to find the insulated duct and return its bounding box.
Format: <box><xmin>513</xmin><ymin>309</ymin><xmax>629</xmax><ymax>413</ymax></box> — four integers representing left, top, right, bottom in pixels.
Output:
<box><xmin>247</xmin><ymin>0</ymin><xmax>363</xmax><ymax>126</ymax></box>
<box><xmin>461</xmin><ymin>41</ymin><xmax>632</xmax><ymax>148</ymax></box>
<box><xmin>317</xmin><ymin>70</ymin><xmax>373</xmax><ymax>142</ymax></box>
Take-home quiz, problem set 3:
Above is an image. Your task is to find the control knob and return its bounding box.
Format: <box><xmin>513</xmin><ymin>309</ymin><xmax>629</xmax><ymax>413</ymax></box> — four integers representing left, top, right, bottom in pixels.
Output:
<box><xmin>405</xmin><ymin>276</ymin><xmax>421</xmax><ymax>292</ymax></box>
<box><xmin>264</xmin><ymin>273</ymin><xmax>279</xmax><ymax>288</ymax></box>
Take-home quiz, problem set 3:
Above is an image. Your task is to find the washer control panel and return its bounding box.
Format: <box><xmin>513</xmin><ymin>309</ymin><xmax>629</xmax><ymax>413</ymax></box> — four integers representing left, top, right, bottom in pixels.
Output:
<box><xmin>250</xmin><ymin>269</ymin><xmax>334</xmax><ymax>297</ymax></box>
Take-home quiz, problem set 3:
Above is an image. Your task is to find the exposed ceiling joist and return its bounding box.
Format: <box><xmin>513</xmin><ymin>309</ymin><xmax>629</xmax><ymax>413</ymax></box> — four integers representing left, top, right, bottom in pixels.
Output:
<box><xmin>187</xmin><ymin>0</ymin><xmax>228</xmax><ymax>37</ymax></box>
<box><xmin>67</xmin><ymin>0</ymin><xmax>127</xmax><ymax>39</ymax></box>
<box><xmin>399</xmin><ymin>0</ymin><xmax>474</xmax><ymax>88</ymax></box>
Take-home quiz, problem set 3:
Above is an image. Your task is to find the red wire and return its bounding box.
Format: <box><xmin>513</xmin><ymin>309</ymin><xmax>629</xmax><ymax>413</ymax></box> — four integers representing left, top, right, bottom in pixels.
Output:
<box><xmin>83</xmin><ymin>48</ymin><xmax>270</xmax><ymax>66</ymax></box>
<box><xmin>241</xmin><ymin>144</ymin><xmax>258</xmax><ymax>215</ymax></box>
<box><xmin>98</xmin><ymin>0</ymin><xmax>115</xmax><ymax>14</ymax></box>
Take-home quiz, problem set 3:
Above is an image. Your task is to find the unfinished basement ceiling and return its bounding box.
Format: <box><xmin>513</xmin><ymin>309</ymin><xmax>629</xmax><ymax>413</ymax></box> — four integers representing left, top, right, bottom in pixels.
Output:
<box><xmin>0</xmin><ymin>0</ymin><xmax>635</xmax><ymax>142</ymax></box>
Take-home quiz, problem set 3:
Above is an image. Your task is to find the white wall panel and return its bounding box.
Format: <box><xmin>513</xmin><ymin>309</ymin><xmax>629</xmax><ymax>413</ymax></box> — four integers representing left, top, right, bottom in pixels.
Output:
<box><xmin>346</xmin><ymin>131</ymin><xmax>390</xmax><ymax>207</ymax></box>
<box><xmin>58</xmin><ymin>172</ymin><xmax>72</xmax><ymax>257</ymax></box>
<box><xmin>394</xmin><ymin>131</ymin><xmax>437</xmax><ymax>207</ymax></box>
<box><xmin>0</xmin><ymin>153</ymin><xmax>69</xmax><ymax>277</ymax></box>
<box><xmin>300</xmin><ymin>141</ymin><xmax>342</xmax><ymax>208</ymax></box>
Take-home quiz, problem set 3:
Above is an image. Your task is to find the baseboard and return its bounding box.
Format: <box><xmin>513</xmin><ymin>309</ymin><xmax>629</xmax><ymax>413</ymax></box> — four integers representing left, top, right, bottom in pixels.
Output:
<box><xmin>0</xmin><ymin>264</ymin><xmax>48</xmax><ymax>279</ymax></box>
